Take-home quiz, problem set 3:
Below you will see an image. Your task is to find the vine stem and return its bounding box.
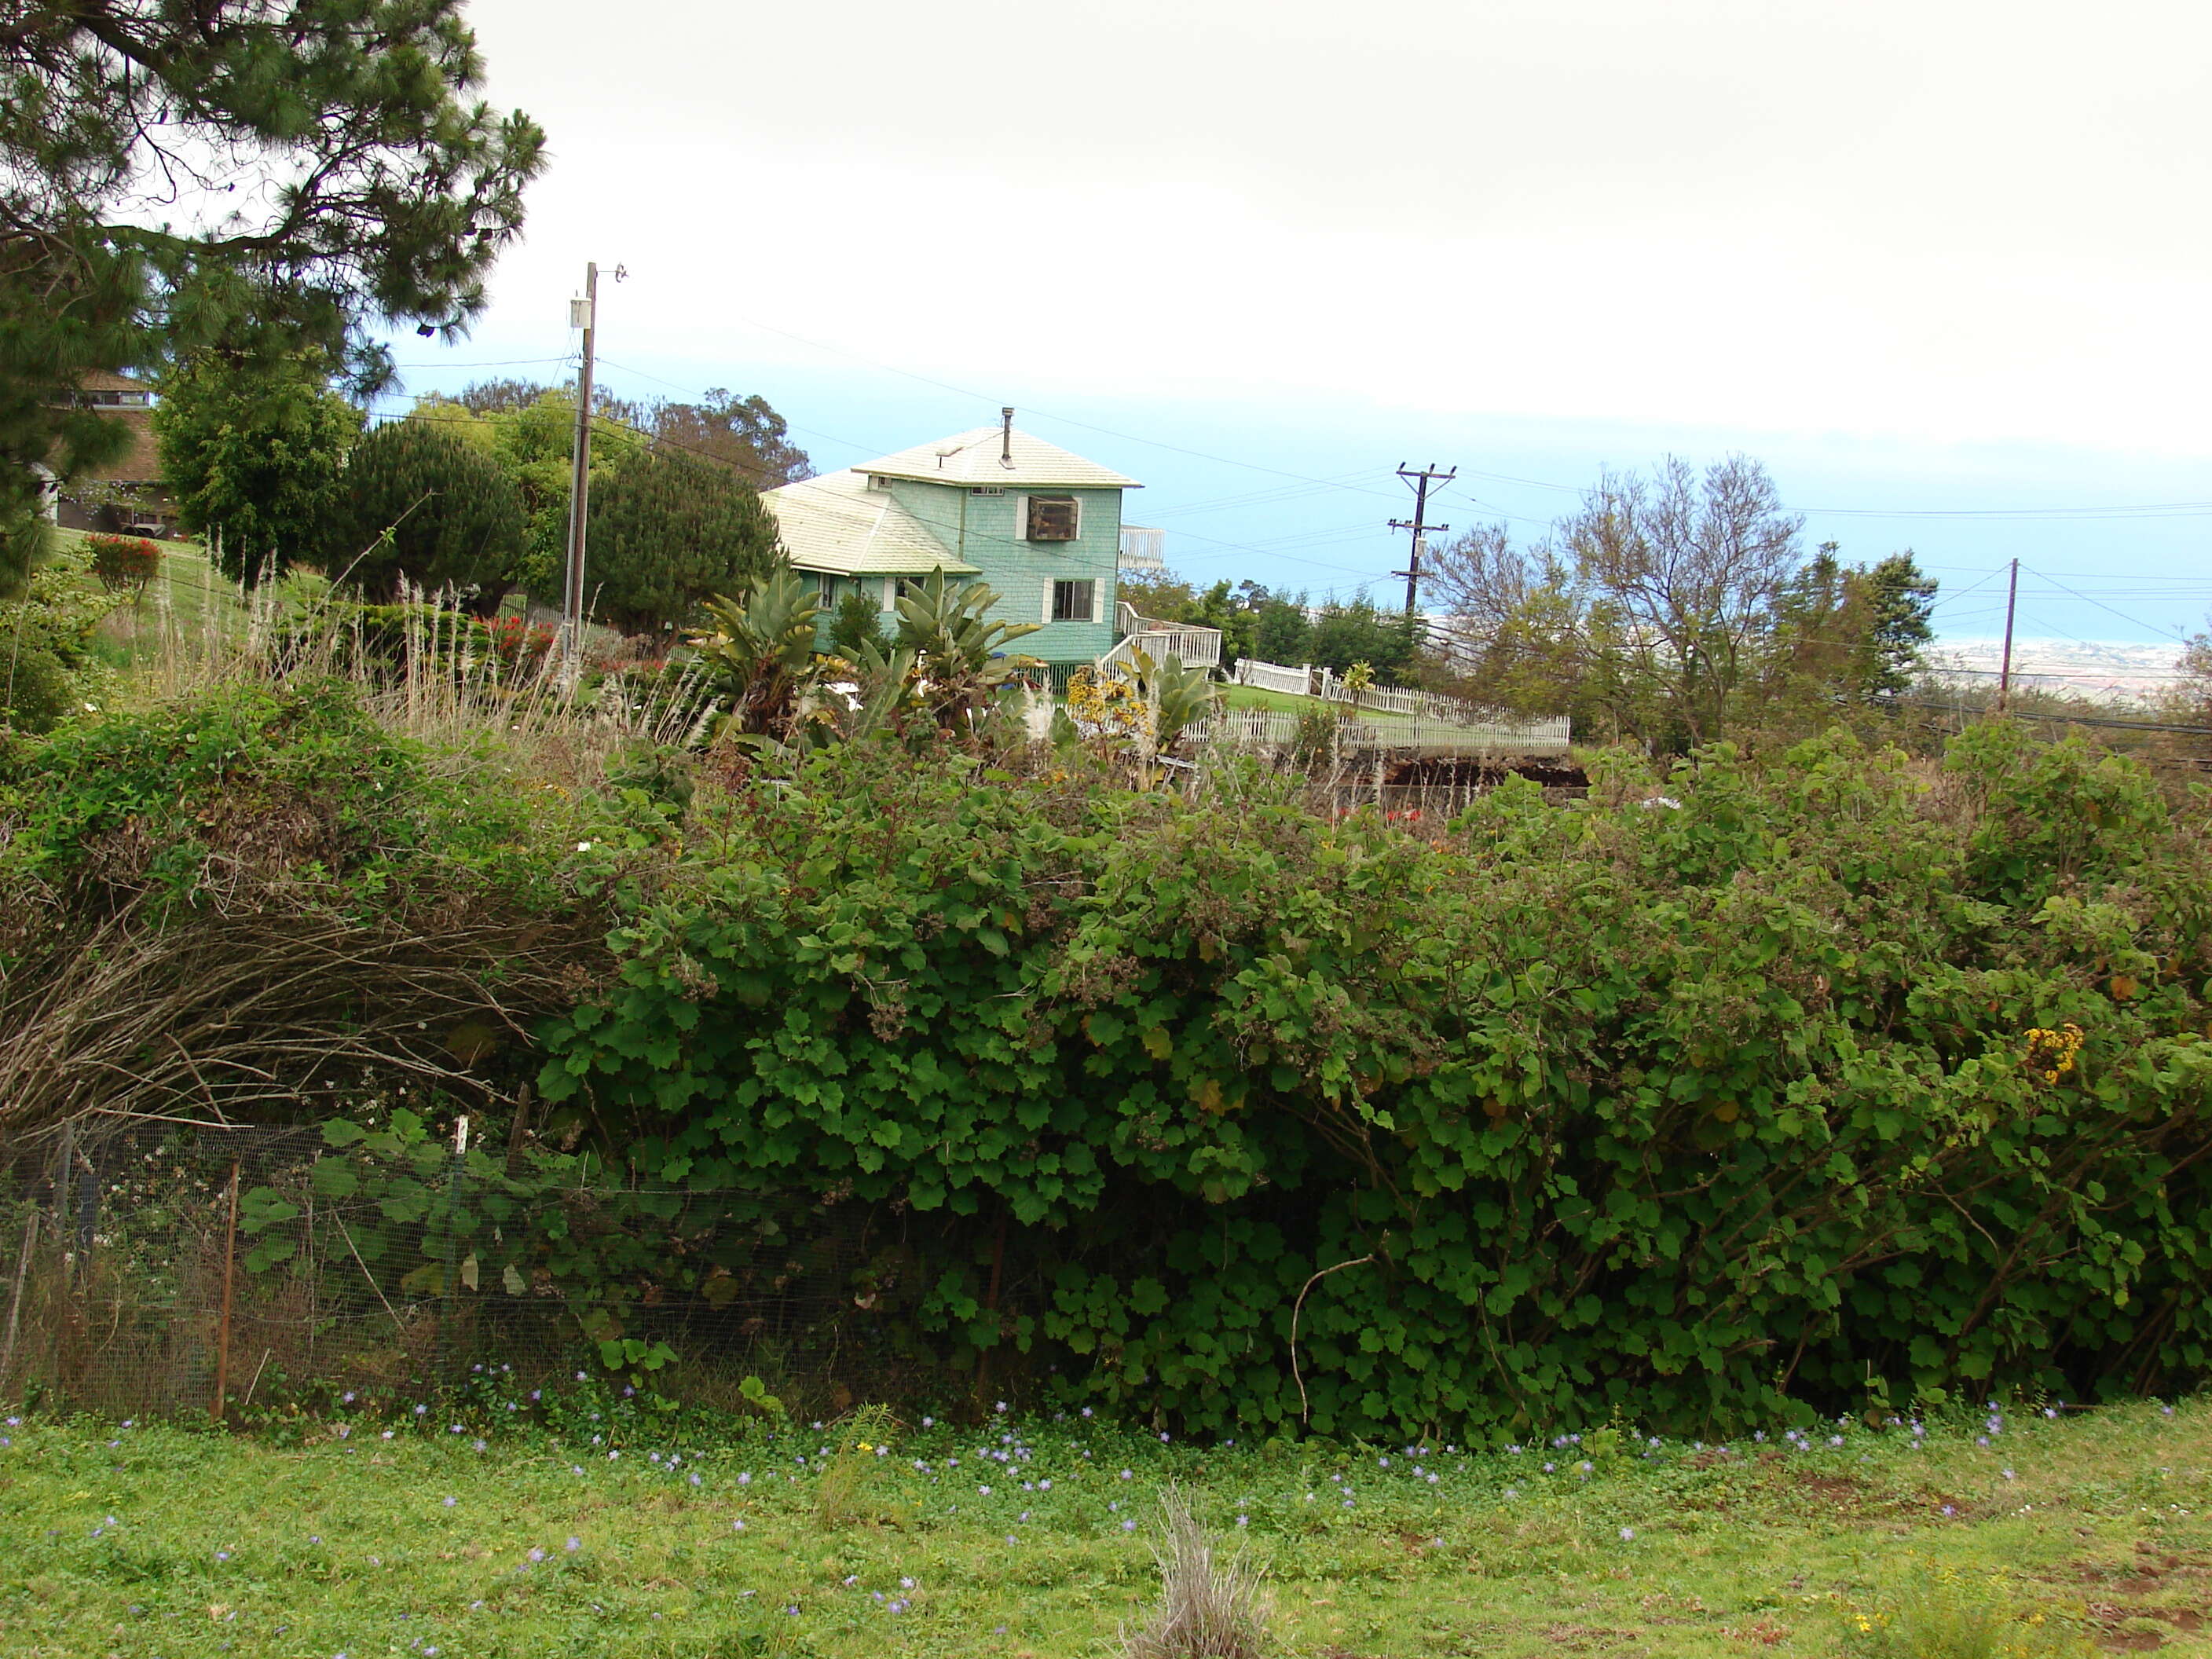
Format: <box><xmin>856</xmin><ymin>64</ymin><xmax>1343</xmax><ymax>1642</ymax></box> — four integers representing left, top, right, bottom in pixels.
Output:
<box><xmin>1291</xmin><ymin>1251</ymin><xmax>1376</xmax><ymax>1427</ymax></box>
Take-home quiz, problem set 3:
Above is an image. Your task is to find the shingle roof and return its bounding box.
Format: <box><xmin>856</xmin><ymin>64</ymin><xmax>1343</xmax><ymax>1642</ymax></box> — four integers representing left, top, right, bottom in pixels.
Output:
<box><xmin>854</xmin><ymin>425</ymin><xmax>1141</xmax><ymax>489</ymax></box>
<box><xmin>764</xmin><ymin>469</ymin><xmax>980</xmax><ymax>577</ymax></box>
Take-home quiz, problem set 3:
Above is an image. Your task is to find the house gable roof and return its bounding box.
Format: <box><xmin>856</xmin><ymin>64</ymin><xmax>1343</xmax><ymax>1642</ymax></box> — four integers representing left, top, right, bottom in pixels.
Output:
<box><xmin>763</xmin><ymin>469</ymin><xmax>980</xmax><ymax>577</ymax></box>
<box><xmin>854</xmin><ymin>425</ymin><xmax>1141</xmax><ymax>490</ymax></box>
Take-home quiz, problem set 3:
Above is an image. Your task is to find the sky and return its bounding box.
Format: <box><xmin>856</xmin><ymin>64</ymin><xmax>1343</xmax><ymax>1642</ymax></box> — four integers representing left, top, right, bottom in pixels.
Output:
<box><xmin>387</xmin><ymin>0</ymin><xmax>2212</xmax><ymax>667</ymax></box>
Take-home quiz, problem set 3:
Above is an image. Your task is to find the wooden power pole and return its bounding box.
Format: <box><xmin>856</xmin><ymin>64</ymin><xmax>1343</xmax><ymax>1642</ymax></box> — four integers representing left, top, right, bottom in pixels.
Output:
<box><xmin>1996</xmin><ymin>558</ymin><xmax>2020</xmax><ymax>712</ymax></box>
<box><xmin>1390</xmin><ymin>463</ymin><xmax>1455</xmax><ymax>616</ymax></box>
<box><xmin>561</xmin><ymin>261</ymin><xmax>600</xmax><ymax>672</ymax></box>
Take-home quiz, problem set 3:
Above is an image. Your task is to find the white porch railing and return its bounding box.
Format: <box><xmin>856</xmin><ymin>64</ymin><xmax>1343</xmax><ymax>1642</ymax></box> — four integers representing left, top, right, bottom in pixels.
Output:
<box><xmin>1100</xmin><ymin>602</ymin><xmax>1223</xmax><ymax>674</ymax></box>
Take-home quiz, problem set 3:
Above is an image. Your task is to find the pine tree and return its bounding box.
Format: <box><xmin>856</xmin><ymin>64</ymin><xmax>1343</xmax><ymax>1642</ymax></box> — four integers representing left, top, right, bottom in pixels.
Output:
<box><xmin>584</xmin><ymin>449</ymin><xmax>781</xmax><ymax>639</ymax></box>
<box><xmin>0</xmin><ymin>2</ymin><xmax>546</xmax><ymax>593</ymax></box>
<box><xmin>325</xmin><ymin>421</ymin><xmax>528</xmax><ymax>610</ymax></box>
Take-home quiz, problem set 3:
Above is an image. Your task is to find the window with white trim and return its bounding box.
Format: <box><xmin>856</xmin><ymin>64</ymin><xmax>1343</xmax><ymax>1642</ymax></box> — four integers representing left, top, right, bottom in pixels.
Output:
<box><xmin>1024</xmin><ymin>494</ymin><xmax>1079</xmax><ymax>542</ymax></box>
<box><xmin>1049</xmin><ymin>579</ymin><xmax>1096</xmax><ymax>623</ymax></box>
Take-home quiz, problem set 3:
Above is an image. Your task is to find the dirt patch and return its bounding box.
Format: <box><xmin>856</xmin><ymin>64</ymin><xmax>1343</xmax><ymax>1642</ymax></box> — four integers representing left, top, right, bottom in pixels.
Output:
<box><xmin>1536</xmin><ymin>1624</ymin><xmax>1647</xmax><ymax>1653</ymax></box>
<box><xmin>2073</xmin><ymin>1559</ymin><xmax>2212</xmax><ymax>1654</ymax></box>
<box><xmin>1719</xmin><ymin>1621</ymin><xmax>1793</xmax><ymax>1646</ymax></box>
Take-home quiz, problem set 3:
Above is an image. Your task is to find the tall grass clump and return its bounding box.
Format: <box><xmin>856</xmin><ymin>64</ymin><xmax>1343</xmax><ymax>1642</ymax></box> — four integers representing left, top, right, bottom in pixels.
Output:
<box><xmin>1119</xmin><ymin>1487</ymin><xmax>1272</xmax><ymax>1659</ymax></box>
<box><xmin>1839</xmin><ymin>1566</ymin><xmax>2091</xmax><ymax>1659</ymax></box>
<box><xmin>813</xmin><ymin>1402</ymin><xmax>899</xmax><ymax>1529</ymax></box>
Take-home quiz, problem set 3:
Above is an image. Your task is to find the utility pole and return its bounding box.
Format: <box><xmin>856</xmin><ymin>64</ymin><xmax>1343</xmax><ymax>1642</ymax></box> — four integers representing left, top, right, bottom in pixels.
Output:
<box><xmin>1996</xmin><ymin>557</ymin><xmax>2020</xmax><ymax>713</ymax></box>
<box><xmin>1390</xmin><ymin>463</ymin><xmax>1455</xmax><ymax>616</ymax></box>
<box><xmin>561</xmin><ymin>261</ymin><xmax>600</xmax><ymax>675</ymax></box>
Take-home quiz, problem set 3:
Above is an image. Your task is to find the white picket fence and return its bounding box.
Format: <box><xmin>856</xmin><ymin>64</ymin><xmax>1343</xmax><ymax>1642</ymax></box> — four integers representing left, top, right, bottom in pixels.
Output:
<box><xmin>1231</xmin><ymin>657</ymin><xmax>1314</xmax><ymax>697</ymax></box>
<box><xmin>1233</xmin><ymin>657</ymin><xmax>1546</xmax><ymax>729</ymax></box>
<box><xmin>1188</xmin><ymin>708</ymin><xmax>1573</xmax><ymax>758</ymax></box>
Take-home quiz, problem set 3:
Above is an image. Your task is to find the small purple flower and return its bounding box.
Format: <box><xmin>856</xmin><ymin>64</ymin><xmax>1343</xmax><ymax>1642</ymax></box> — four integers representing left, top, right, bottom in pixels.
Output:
<box><xmin>528</xmin><ymin>1547</ymin><xmax>546</xmax><ymax>1562</ymax></box>
<box><xmin>1122</xmin><ymin>1518</ymin><xmax>1137</xmax><ymax>1531</ymax></box>
<box><xmin>441</xmin><ymin>1496</ymin><xmax>456</xmax><ymax>1508</ymax></box>
<box><xmin>1619</xmin><ymin>1527</ymin><xmax>1635</xmax><ymax>1541</ymax></box>
<box><xmin>566</xmin><ymin>1536</ymin><xmax>580</xmax><ymax>1553</ymax></box>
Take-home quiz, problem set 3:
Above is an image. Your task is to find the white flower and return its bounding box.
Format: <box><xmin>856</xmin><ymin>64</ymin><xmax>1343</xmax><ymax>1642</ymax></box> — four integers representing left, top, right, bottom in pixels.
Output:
<box><xmin>576</xmin><ymin>840</ymin><xmax>593</xmax><ymax>852</ymax></box>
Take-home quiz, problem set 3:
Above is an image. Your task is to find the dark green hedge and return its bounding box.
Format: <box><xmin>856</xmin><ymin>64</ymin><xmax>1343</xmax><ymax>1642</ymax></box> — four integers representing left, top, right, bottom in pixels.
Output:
<box><xmin>543</xmin><ymin>726</ymin><xmax>2212</xmax><ymax>1437</ymax></box>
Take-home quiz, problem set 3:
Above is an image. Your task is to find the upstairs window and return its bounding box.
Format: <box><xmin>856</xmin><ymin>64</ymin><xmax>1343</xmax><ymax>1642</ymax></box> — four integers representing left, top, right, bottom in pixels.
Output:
<box><xmin>1050</xmin><ymin>579</ymin><xmax>1097</xmax><ymax>623</ymax></box>
<box><xmin>866</xmin><ymin>474</ymin><xmax>894</xmax><ymax>491</ymax></box>
<box><xmin>1024</xmin><ymin>495</ymin><xmax>1079</xmax><ymax>541</ymax></box>
<box><xmin>970</xmin><ymin>486</ymin><xmax>1005</xmax><ymax>497</ymax></box>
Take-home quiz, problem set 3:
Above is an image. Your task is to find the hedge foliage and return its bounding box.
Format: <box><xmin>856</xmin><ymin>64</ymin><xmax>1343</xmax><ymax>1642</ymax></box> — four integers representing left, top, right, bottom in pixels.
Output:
<box><xmin>542</xmin><ymin>727</ymin><xmax>2212</xmax><ymax>1437</ymax></box>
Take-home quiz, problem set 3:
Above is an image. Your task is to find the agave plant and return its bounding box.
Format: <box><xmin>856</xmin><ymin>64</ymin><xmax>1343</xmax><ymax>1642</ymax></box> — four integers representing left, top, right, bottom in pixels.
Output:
<box><xmin>692</xmin><ymin>569</ymin><xmax>823</xmax><ymax>743</ymax></box>
<box><xmin>892</xmin><ymin>569</ymin><xmax>1043</xmax><ymax>731</ymax></box>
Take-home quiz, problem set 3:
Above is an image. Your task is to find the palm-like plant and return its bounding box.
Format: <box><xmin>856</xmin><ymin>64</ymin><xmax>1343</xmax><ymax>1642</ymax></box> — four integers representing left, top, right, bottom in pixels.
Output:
<box><xmin>1150</xmin><ymin>653</ymin><xmax>1220</xmax><ymax>753</ymax></box>
<box><xmin>892</xmin><ymin>569</ymin><xmax>1043</xmax><ymax>731</ymax></box>
<box><xmin>694</xmin><ymin>569</ymin><xmax>823</xmax><ymax>742</ymax></box>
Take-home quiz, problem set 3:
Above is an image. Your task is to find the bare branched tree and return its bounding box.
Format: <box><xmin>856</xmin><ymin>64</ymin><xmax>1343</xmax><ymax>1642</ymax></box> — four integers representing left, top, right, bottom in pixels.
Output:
<box><xmin>1560</xmin><ymin>455</ymin><xmax>1804</xmax><ymax>746</ymax></box>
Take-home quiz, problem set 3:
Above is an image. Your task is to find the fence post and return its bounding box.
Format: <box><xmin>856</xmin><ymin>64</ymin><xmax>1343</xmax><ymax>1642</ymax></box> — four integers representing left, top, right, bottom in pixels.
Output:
<box><xmin>436</xmin><ymin>1117</ymin><xmax>469</xmax><ymax>1386</ymax></box>
<box><xmin>1</xmin><ymin>1210</ymin><xmax>37</xmax><ymax>1389</ymax></box>
<box><xmin>211</xmin><ymin>1161</ymin><xmax>240</xmax><ymax>1423</ymax></box>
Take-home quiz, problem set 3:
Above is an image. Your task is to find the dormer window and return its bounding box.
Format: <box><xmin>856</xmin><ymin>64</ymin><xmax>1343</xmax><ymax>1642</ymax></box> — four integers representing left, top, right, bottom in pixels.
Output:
<box><xmin>866</xmin><ymin>474</ymin><xmax>893</xmax><ymax>491</ymax></box>
<box><xmin>1024</xmin><ymin>495</ymin><xmax>1079</xmax><ymax>541</ymax></box>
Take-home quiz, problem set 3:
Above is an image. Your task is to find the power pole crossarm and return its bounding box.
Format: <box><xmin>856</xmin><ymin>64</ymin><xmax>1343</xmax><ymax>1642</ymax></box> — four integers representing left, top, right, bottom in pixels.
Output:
<box><xmin>1390</xmin><ymin>463</ymin><xmax>1455</xmax><ymax>617</ymax></box>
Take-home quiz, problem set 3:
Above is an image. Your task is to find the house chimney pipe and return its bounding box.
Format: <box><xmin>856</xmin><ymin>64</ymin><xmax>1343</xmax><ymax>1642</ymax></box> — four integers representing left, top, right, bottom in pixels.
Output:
<box><xmin>1001</xmin><ymin>406</ymin><xmax>1014</xmax><ymax>466</ymax></box>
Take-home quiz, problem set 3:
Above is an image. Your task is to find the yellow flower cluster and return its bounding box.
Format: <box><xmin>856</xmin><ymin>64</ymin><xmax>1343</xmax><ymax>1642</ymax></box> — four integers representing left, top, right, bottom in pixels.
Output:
<box><xmin>2022</xmin><ymin>1022</ymin><xmax>2085</xmax><ymax>1085</ymax></box>
<box><xmin>1065</xmin><ymin>665</ymin><xmax>1152</xmax><ymax>746</ymax></box>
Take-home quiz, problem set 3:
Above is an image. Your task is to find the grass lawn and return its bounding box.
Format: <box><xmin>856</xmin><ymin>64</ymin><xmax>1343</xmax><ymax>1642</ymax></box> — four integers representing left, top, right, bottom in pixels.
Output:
<box><xmin>1220</xmin><ymin>683</ymin><xmax>1411</xmax><ymax>720</ymax></box>
<box><xmin>4</xmin><ymin>1397</ymin><xmax>2210</xmax><ymax>1657</ymax></box>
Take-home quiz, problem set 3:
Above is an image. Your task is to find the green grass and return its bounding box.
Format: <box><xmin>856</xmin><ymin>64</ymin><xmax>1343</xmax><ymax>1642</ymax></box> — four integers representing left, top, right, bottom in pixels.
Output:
<box><xmin>1219</xmin><ymin>683</ymin><xmax>1412</xmax><ymax>720</ymax></box>
<box><xmin>4</xmin><ymin>1398</ymin><xmax>2210</xmax><ymax>1657</ymax></box>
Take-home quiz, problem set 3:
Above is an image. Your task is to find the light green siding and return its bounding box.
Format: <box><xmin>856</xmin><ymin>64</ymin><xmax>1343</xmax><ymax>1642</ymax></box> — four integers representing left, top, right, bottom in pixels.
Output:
<box><xmin>885</xmin><ymin>479</ymin><xmax>1122</xmax><ymax>665</ymax></box>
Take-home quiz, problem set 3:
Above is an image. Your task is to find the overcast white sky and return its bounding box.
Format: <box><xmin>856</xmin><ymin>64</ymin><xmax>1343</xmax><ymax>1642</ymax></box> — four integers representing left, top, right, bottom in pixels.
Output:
<box><xmin>395</xmin><ymin>0</ymin><xmax>2212</xmax><ymax>650</ymax></box>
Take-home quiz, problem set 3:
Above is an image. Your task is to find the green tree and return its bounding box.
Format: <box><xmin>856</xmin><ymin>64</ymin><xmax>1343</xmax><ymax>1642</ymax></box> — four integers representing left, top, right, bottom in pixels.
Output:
<box><xmin>650</xmin><ymin>390</ymin><xmax>811</xmax><ymax>488</ymax></box>
<box><xmin>585</xmin><ymin>448</ymin><xmax>780</xmax><ymax>639</ymax></box>
<box><xmin>1247</xmin><ymin>592</ymin><xmax>1313</xmax><ymax>667</ymax></box>
<box><xmin>152</xmin><ymin>353</ymin><xmax>363</xmax><ymax>584</ymax></box>
<box><xmin>1309</xmin><ymin>596</ymin><xmax>1421</xmax><ymax>683</ymax></box>
<box><xmin>324</xmin><ymin>420</ymin><xmax>528</xmax><ymax>610</ymax></box>
<box><xmin>474</xmin><ymin>390</ymin><xmax>646</xmax><ymax>602</ymax></box>
<box><xmin>1860</xmin><ymin>551</ymin><xmax>1938</xmax><ymax>698</ymax></box>
<box><xmin>0</xmin><ymin>0</ymin><xmax>546</xmax><ymax>595</ymax></box>
<box><xmin>828</xmin><ymin>589</ymin><xmax>888</xmax><ymax>659</ymax></box>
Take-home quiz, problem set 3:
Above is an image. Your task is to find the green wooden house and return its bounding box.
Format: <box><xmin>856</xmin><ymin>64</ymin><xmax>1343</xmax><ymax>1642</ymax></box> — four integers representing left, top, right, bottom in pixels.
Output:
<box><xmin>764</xmin><ymin>410</ymin><xmax>1215</xmax><ymax>673</ymax></box>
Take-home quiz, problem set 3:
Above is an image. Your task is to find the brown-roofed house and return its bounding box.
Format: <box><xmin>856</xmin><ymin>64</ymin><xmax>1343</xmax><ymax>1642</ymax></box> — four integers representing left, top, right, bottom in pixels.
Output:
<box><xmin>38</xmin><ymin>371</ymin><xmax>181</xmax><ymax>538</ymax></box>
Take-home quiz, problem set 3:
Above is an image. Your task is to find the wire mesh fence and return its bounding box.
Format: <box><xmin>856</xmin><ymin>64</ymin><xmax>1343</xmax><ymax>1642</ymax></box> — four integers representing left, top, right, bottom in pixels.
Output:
<box><xmin>0</xmin><ymin>1118</ymin><xmax>970</xmax><ymax>1422</ymax></box>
